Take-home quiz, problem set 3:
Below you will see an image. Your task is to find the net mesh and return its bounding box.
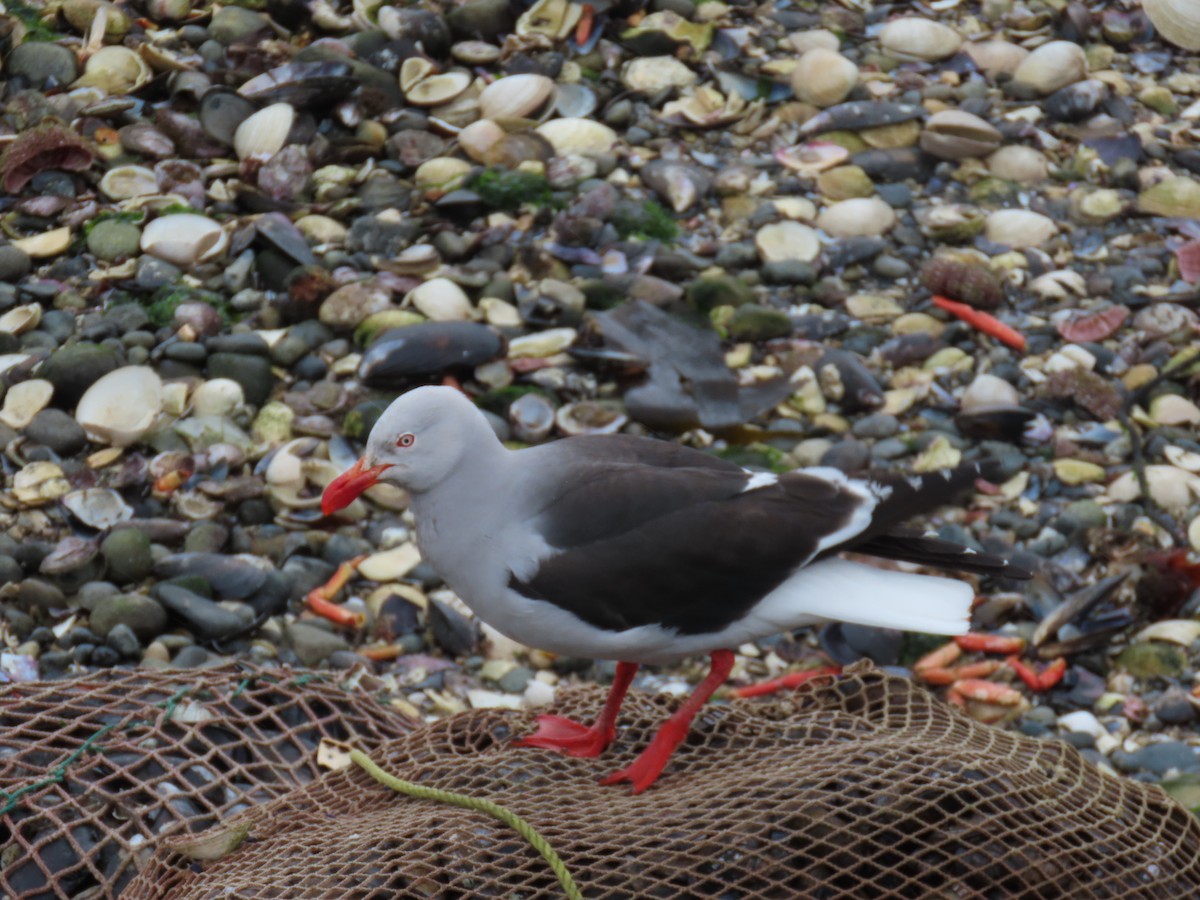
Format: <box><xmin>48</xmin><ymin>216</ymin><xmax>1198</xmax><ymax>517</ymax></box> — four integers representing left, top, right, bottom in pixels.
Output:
<box><xmin>122</xmin><ymin>664</ymin><xmax>1200</xmax><ymax>899</ymax></box>
<box><xmin>0</xmin><ymin>664</ymin><xmax>416</xmax><ymax>899</ymax></box>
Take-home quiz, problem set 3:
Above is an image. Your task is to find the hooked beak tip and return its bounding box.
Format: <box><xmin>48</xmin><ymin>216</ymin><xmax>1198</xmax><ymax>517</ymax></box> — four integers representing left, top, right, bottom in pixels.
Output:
<box><xmin>321</xmin><ymin>457</ymin><xmax>389</xmax><ymax>517</ymax></box>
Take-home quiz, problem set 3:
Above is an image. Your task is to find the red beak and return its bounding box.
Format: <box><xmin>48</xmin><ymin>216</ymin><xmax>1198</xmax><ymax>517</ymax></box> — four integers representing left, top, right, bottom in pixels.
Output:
<box><xmin>322</xmin><ymin>457</ymin><xmax>390</xmax><ymax>516</ymax></box>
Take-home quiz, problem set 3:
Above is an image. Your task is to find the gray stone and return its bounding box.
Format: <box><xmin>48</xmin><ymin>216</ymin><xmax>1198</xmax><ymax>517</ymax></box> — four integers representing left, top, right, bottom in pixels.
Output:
<box><xmin>154</xmin><ymin>584</ymin><xmax>247</xmax><ymax>640</ymax></box>
<box><xmin>183</xmin><ymin>521</ymin><xmax>229</xmax><ymax>554</ymax></box>
<box><xmin>134</xmin><ymin>256</ymin><xmax>182</xmax><ymax>290</ymax></box>
<box><xmin>0</xmin><ymin>244</ymin><xmax>32</xmax><ymax>282</ymax></box>
<box><xmin>447</xmin><ymin>0</ymin><xmax>514</xmax><ymax>41</ymax></box>
<box><xmin>1112</xmin><ymin>741</ymin><xmax>1200</xmax><ymax>775</ymax></box>
<box><xmin>497</xmin><ymin>666</ymin><xmax>535</xmax><ymax>694</ymax></box>
<box><xmin>17</xmin><ymin>578</ymin><xmax>65</xmax><ymax>613</ymax></box>
<box><xmin>208</xmin><ymin>6</ymin><xmax>269</xmax><ymax>45</ymax></box>
<box><xmin>1055</xmin><ymin>500</ymin><xmax>1108</xmax><ymax>536</ymax></box>
<box><xmin>172</xmin><ymin>645</ymin><xmax>210</xmax><ymax>668</ymax></box>
<box><xmin>852</xmin><ymin>413</ymin><xmax>900</xmax><ymax>439</ymax></box>
<box><xmin>100</xmin><ymin>529</ymin><xmax>154</xmax><ymax>585</ymax></box>
<box><xmin>37</xmin><ymin>342</ymin><xmax>121</xmax><ymax>407</ymax></box>
<box><xmin>761</xmin><ymin>261</ymin><xmax>817</xmax><ymax>286</ymax></box>
<box><xmin>5</xmin><ymin>42</ymin><xmax>79</xmax><ymax>85</ymax></box>
<box><xmin>105</xmin><ymin>623</ymin><xmax>142</xmax><ymax>657</ymax></box>
<box><xmin>205</xmin><ymin>352</ymin><xmax>275</xmax><ymax>406</ymax></box>
<box><xmin>288</xmin><ymin>622</ymin><xmax>350</xmax><ymax>666</ymax></box>
<box><xmin>0</xmin><ymin>554</ymin><xmax>23</xmax><ymax>586</ymax></box>
<box><xmin>90</xmin><ymin>593</ymin><xmax>167</xmax><ymax>640</ymax></box>
<box><xmin>86</xmin><ymin>220</ymin><xmax>141</xmax><ymax>262</ymax></box>
<box><xmin>1154</xmin><ymin>689</ymin><xmax>1196</xmax><ymax>725</ymax></box>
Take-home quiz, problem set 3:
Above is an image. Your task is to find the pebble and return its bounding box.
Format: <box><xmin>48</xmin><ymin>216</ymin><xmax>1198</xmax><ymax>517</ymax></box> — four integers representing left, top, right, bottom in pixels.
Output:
<box><xmin>89</xmin><ymin>593</ymin><xmax>167</xmax><ymax>640</ymax></box>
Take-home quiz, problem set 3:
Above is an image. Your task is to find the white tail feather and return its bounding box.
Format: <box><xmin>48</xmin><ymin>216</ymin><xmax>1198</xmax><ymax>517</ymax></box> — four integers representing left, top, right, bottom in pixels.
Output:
<box><xmin>756</xmin><ymin>558</ymin><xmax>972</xmax><ymax>636</ymax></box>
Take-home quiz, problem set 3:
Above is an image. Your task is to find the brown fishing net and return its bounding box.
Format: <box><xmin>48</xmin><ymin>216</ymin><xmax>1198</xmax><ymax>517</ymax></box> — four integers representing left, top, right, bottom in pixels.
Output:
<box><xmin>0</xmin><ymin>663</ymin><xmax>416</xmax><ymax>899</ymax></box>
<box><xmin>121</xmin><ymin>664</ymin><xmax>1200</xmax><ymax>899</ymax></box>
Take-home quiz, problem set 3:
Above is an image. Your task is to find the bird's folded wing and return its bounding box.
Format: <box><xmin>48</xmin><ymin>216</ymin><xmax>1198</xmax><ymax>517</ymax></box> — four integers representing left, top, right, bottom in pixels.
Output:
<box><xmin>512</xmin><ymin>466</ymin><xmax>880</xmax><ymax>635</ymax></box>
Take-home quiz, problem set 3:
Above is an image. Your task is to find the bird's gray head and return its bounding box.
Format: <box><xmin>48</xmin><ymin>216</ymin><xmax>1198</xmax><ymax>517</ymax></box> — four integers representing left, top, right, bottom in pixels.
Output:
<box><xmin>322</xmin><ymin>386</ymin><xmax>496</xmax><ymax>513</ymax></box>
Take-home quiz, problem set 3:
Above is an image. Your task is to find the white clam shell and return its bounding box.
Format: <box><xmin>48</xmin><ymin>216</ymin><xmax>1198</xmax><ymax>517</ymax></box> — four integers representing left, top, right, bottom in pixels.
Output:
<box><xmin>620</xmin><ymin>57</ymin><xmax>697</xmax><ymax>93</ymax></box>
<box><xmin>479</xmin><ymin>73</ymin><xmax>555</xmax><ymax>119</ymax></box>
<box><xmin>140</xmin><ymin>214</ymin><xmax>228</xmax><ymax>268</ymax></box>
<box><xmin>99</xmin><ymin>165</ymin><xmax>160</xmax><ymax>200</ymax></box>
<box><xmin>986</xmin><ymin>145</ymin><xmax>1049</xmax><ymax>183</ymax></box>
<box><xmin>879</xmin><ymin>18</ymin><xmax>962</xmax><ymax>62</ymax></box>
<box><xmin>1012</xmin><ymin>41</ymin><xmax>1088</xmax><ymax>95</ymax></box>
<box><xmin>816</xmin><ymin>197</ymin><xmax>897</xmax><ymax>238</ymax></box>
<box><xmin>74</xmin><ymin>45</ymin><xmax>152</xmax><ymax>94</ymax></box>
<box><xmin>791</xmin><ymin>48</ymin><xmax>858</xmax><ymax>108</ymax></box>
<box><xmin>406</xmin><ymin>278</ymin><xmax>475</xmax><ymax>321</ymax></box>
<box><xmin>233</xmin><ymin>103</ymin><xmax>295</xmax><ymax>161</ymax></box>
<box><xmin>0</xmin><ymin>378</ymin><xmax>53</xmax><ymax>429</ymax></box>
<box><xmin>75</xmin><ymin>365</ymin><xmax>164</xmax><ymax>447</ymax></box>
<box><xmin>536</xmin><ymin>118</ymin><xmax>618</xmax><ymax>157</ymax></box>
<box><xmin>960</xmin><ymin>374</ymin><xmax>1019</xmax><ymax>414</ymax></box>
<box><xmin>62</xmin><ymin>488</ymin><xmax>135</xmax><ymax>530</ymax></box>
<box><xmin>1144</xmin><ymin>0</ymin><xmax>1200</xmax><ymax>50</ymax></box>
<box><xmin>983</xmin><ymin>209</ymin><xmax>1057</xmax><ymax>248</ymax></box>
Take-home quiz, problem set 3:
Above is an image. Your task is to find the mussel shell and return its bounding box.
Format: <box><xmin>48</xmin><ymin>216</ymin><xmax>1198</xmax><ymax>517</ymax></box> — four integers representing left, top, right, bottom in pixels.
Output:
<box><xmin>359</xmin><ymin>322</ymin><xmax>504</xmax><ymax>385</ymax></box>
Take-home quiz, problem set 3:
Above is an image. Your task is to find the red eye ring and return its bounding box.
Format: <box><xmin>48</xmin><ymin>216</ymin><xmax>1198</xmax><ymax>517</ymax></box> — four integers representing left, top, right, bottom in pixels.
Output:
<box><xmin>397</xmin><ymin>433</ymin><xmax>415</xmax><ymax>448</ymax></box>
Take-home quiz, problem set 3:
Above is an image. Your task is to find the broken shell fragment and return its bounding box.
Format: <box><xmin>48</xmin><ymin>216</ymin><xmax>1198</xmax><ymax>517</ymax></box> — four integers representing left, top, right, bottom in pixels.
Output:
<box><xmin>816</xmin><ymin>197</ymin><xmax>896</xmax><ymax>238</ymax></box>
<box><xmin>0</xmin><ymin>379</ymin><xmax>53</xmax><ymax>429</ymax></box>
<box><xmin>75</xmin><ymin>366</ymin><xmax>164</xmax><ymax>447</ymax></box>
<box><xmin>140</xmin><ymin>214</ymin><xmax>228</xmax><ymax>268</ymax></box>
<box><xmin>74</xmin><ymin>45</ymin><xmax>152</xmax><ymax>94</ymax></box>
<box><xmin>775</xmin><ymin>142</ymin><xmax>849</xmax><ymax>175</ymax></box>
<box><xmin>0</xmin><ymin>303</ymin><xmax>43</xmax><ymax>336</ymax></box>
<box><xmin>407</xmin><ymin>72</ymin><xmax>473</xmax><ymax>107</ymax></box>
<box><xmin>62</xmin><ymin>488</ymin><xmax>135</xmax><ymax>530</ymax></box>
<box><xmin>756</xmin><ymin>221</ymin><xmax>820</xmax><ymax>263</ymax></box>
<box><xmin>13</xmin><ymin>462</ymin><xmax>71</xmax><ymax>506</ymax></box>
<box><xmin>13</xmin><ymin>227</ymin><xmax>72</xmax><ymax>258</ymax></box>
<box><xmin>99</xmin><ymin>164</ymin><xmax>159</xmax><ymax>200</ymax></box>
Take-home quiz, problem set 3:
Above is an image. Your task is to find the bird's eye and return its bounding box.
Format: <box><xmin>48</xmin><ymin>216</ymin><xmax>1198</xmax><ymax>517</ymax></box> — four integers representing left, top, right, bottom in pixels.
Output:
<box><xmin>397</xmin><ymin>433</ymin><xmax>416</xmax><ymax>448</ymax></box>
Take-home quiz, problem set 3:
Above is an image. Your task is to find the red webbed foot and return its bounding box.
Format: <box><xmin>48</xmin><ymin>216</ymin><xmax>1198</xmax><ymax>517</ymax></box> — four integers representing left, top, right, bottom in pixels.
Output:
<box><xmin>598</xmin><ymin>719</ymin><xmax>688</xmax><ymax>794</ymax></box>
<box><xmin>514</xmin><ymin>715</ymin><xmax>614</xmax><ymax>758</ymax></box>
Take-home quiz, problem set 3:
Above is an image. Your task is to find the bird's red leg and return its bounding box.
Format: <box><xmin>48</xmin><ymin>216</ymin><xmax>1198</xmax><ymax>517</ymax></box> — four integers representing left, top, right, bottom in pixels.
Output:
<box><xmin>600</xmin><ymin>649</ymin><xmax>735</xmax><ymax>794</ymax></box>
<box><xmin>515</xmin><ymin>661</ymin><xmax>639</xmax><ymax>758</ymax></box>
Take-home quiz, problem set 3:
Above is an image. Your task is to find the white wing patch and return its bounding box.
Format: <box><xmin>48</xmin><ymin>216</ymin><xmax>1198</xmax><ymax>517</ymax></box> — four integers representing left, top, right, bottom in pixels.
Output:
<box><xmin>740</xmin><ymin>470</ymin><xmax>779</xmax><ymax>492</ymax></box>
<box><xmin>799</xmin><ymin>466</ymin><xmax>879</xmax><ymax>556</ymax></box>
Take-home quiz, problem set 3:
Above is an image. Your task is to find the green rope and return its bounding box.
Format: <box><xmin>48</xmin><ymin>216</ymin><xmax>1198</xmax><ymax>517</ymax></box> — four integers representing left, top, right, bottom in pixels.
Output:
<box><xmin>348</xmin><ymin>749</ymin><xmax>583</xmax><ymax>900</ymax></box>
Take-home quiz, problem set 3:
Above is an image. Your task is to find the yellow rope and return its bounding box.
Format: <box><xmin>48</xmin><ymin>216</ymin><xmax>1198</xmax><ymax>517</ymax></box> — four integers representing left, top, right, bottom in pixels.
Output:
<box><xmin>349</xmin><ymin>749</ymin><xmax>583</xmax><ymax>900</ymax></box>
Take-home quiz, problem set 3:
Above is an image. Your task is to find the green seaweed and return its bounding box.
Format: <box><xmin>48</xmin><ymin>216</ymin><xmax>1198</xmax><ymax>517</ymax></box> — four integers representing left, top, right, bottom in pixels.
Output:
<box><xmin>8</xmin><ymin>0</ymin><xmax>59</xmax><ymax>42</ymax></box>
<box><xmin>82</xmin><ymin>210</ymin><xmax>145</xmax><ymax>238</ymax></box>
<box><xmin>472</xmin><ymin>169</ymin><xmax>556</xmax><ymax>212</ymax></box>
<box><xmin>611</xmin><ymin>199</ymin><xmax>677</xmax><ymax>241</ymax></box>
<box><xmin>144</xmin><ymin>285</ymin><xmax>233</xmax><ymax>329</ymax></box>
<box><xmin>711</xmin><ymin>443</ymin><xmax>790</xmax><ymax>473</ymax></box>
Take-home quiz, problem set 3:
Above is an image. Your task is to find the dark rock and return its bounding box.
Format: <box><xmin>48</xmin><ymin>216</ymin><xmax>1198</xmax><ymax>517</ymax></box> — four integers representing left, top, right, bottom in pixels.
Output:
<box><xmin>38</xmin><ymin>342</ymin><xmax>121</xmax><ymax>407</ymax></box>
<box><xmin>105</xmin><ymin>623</ymin><xmax>142</xmax><ymax>657</ymax></box>
<box><xmin>205</xmin><ymin>352</ymin><xmax>275</xmax><ymax>406</ymax></box>
<box><xmin>1154</xmin><ymin>689</ymin><xmax>1196</xmax><ymax>725</ymax></box>
<box><xmin>0</xmin><ymin>244</ymin><xmax>32</xmax><ymax>281</ymax></box>
<box><xmin>154</xmin><ymin>552</ymin><xmax>267</xmax><ymax>600</ymax></box>
<box><xmin>172</xmin><ymin>645</ymin><xmax>210</xmax><ymax>667</ymax></box>
<box><xmin>428</xmin><ymin>598</ymin><xmax>479</xmax><ymax>656</ymax></box>
<box><xmin>728</xmin><ymin>304</ymin><xmax>792</xmax><ymax>341</ymax></box>
<box><xmin>287</xmin><ymin>622</ymin><xmax>350</xmax><ymax>666</ymax></box>
<box><xmin>100</xmin><ymin>529</ymin><xmax>154</xmax><ymax>584</ymax></box>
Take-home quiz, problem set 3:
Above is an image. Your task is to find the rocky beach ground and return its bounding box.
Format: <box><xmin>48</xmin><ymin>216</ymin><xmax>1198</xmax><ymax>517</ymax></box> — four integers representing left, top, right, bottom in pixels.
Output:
<box><xmin>3</xmin><ymin>0</ymin><xmax>1200</xmax><ymax>818</ymax></box>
